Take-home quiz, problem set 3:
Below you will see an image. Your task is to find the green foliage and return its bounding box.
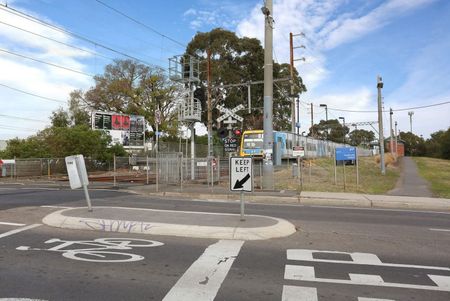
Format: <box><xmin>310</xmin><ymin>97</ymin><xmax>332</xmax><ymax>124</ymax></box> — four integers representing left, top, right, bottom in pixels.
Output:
<box><xmin>309</xmin><ymin>119</ymin><xmax>348</xmax><ymax>143</ymax></box>
<box><xmin>348</xmin><ymin>129</ymin><xmax>375</xmax><ymax>146</ymax></box>
<box><xmin>83</xmin><ymin>59</ymin><xmax>179</xmax><ymax>138</ymax></box>
<box><xmin>1</xmin><ymin>125</ymin><xmax>126</xmax><ymax>161</ymax></box>
<box><xmin>399</xmin><ymin>131</ymin><xmax>426</xmax><ymax>156</ymax></box>
<box><xmin>186</xmin><ymin>28</ymin><xmax>306</xmax><ymax>131</ymax></box>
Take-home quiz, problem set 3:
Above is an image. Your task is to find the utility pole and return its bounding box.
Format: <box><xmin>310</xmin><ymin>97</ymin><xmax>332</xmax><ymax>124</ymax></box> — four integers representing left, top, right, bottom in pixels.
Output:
<box><xmin>408</xmin><ymin>111</ymin><xmax>414</xmax><ymax>133</ymax></box>
<box><xmin>262</xmin><ymin>0</ymin><xmax>274</xmax><ymax>190</ymax></box>
<box><xmin>289</xmin><ymin>33</ymin><xmax>295</xmax><ymax>137</ymax></box>
<box><xmin>377</xmin><ymin>75</ymin><xmax>386</xmax><ymax>175</ymax></box>
<box><xmin>207</xmin><ymin>49</ymin><xmax>213</xmax><ymax>184</ymax></box>
<box><xmin>394</xmin><ymin>121</ymin><xmax>398</xmax><ymax>158</ymax></box>
<box><xmin>389</xmin><ymin>108</ymin><xmax>394</xmax><ymax>157</ymax></box>
<box><xmin>310</xmin><ymin>103</ymin><xmax>314</xmax><ymax>137</ymax></box>
<box><xmin>289</xmin><ymin>32</ymin><xmax>306</xmax><ymax>140</ymax></box>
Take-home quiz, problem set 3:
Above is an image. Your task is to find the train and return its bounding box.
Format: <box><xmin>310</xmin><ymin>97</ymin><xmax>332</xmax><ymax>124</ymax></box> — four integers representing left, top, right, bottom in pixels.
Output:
<box><xmin>239</xmin><ymin>130</ymin><xmax>372</xmax><ymax>158</ymax></box>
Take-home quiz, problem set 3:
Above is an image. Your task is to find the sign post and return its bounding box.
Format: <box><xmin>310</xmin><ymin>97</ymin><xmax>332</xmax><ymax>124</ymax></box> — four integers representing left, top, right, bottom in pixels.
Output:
<box><xmin>65</xmin><ymin>155</ymin><xmax>92</xmax><ymax>212</ymax></box>
<box><xmin>335</xmin><ymin>147</ymin><xmax>357</xmax><ymax>191</ymax></box>
<box><xmin>230</xmin><ymin>157</ymin><xmax>253</xmax><ymax>221</ymax></box>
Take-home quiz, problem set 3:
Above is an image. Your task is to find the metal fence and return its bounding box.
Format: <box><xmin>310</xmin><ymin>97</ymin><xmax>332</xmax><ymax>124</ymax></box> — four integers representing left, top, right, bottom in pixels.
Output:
<box><xmin>1</xmin><ymin>152</ymin><xmax>374</xmax><ymax>193</ymax></box>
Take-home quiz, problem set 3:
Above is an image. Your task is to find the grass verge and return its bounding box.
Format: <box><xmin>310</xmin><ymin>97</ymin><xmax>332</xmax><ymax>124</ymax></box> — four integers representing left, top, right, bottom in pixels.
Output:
<box><xmin>270</xmin><ymin>156</ymin><xmax>400</xmax><ymax>194</ymax></box>
<box><xmin>412</xmin><ymin>157</ymin><xmax>450</xmax><ymax>198</ymax></box>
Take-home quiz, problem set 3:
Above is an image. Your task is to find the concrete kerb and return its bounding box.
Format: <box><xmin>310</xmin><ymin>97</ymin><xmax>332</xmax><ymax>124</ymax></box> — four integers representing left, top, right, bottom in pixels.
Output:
<box><xmin>42</xmin><ymin>206</ymin><xmax>297</xmax><ymax>241</ymax></box>
<box><xmin>126</xmin><ymin>189</ymin><xmax>450</xmax><ymax>212</ymax></box>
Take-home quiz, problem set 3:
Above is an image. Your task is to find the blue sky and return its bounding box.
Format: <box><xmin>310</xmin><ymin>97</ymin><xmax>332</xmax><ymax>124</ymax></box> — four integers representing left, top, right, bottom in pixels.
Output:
<box><xmin>0</xmin><ymin>0</ymin><xmax>449</xmax><ymax>141</ymax></box>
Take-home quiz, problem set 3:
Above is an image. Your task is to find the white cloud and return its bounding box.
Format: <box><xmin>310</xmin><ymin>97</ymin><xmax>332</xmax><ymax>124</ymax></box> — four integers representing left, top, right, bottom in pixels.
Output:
<box><xmin>0</xmin><ymin>6</ymin><xmax>94</xmax><ymax>140</ymax></box>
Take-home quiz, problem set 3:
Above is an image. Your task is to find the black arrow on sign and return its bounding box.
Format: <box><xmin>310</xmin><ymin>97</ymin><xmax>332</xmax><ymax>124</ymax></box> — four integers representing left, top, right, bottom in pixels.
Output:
<box><xmin>234</xmin><ymin>173</ymin><xmax>250</xmax><ymax>189</ymax></box>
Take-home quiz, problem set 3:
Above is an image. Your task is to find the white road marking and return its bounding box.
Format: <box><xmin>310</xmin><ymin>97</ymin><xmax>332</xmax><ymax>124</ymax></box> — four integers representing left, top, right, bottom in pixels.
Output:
<box><xmin>281</xmin><ymin>285</ymin><xmax>318</xmax><ymax>301</ymax></box>
<box><xmin>0</xmin><ymin>222</ymin><xmax>26</xmax><ymax>226</ymax></box>
<box><xmin>40</xmin><ymin>205</ymin><xmax>73</xmax><ymax>209</ymax></box>
<box><xmin>428</xmin><ymin>274</ymin><xmax>450</xmax><ymax>290</ymax></box>
<box><xmin>162</xmin><ymin>240</ymin><xmax>244</xmax><ymax>301</ymax></box>
<box><xmin>284</xmin><ymin>264</ymin><xmax>450</xmax><ymax>292</ymax></box>
<box><xmin>0</xmin><ymin>224</ymin><xmax>41</xmax><ymax>239</ymax></box>
<box><xmin>287</xmin><ymin>249</ymin><xmax>450</xmax><ymax>271</ymax></box>
<box><xmin>358</xmin><ymin>297</ymin><xmax>395</xmax><ymax>301</ymax></box>
<box><xmin>429</xmin><ymin>228</ymin><xmax>450</xmax><ymax>232</ymax></box>
<box><xmin>349</xmin><ymin>273</ymin><xmax>384</xmax><ymax>285</ymax></box>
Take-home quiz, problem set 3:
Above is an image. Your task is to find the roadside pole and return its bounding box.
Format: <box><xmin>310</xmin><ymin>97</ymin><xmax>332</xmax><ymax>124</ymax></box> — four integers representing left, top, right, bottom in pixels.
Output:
<box><xmin>146</xmin><ymin>155</ymin><xmax>149</xmax><ymax>185</ymax></box>
<box><xmin>356</xmin><ymin>148</ymin><xmax>359</xmax><ymax>189</ymax></box>
<box><xmin>113</xmin><ymin>154</ymin><xmax>117</xmax><ymax>188</ymax></box>
<box><xmin>230</xmin><ymin>157</ymin><xmax>253</xmax><ymax>222</ymax></box>
<box><xmin>343</xmin><ymin>161</ymin><xmax>346</xmax><ymax>191</ymax></box>
<box><xmin>334</xmin><ymin>153</ymin><xmax>337</xmax><ymax>185</ymax></box>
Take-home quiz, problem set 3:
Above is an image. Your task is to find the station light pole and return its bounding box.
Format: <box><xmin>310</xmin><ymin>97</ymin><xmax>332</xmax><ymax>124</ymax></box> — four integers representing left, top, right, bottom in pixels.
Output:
<box><xmin>339</xmin><ymin>116</ymin><xmax>345</xmax><ymax>144</ymax></box>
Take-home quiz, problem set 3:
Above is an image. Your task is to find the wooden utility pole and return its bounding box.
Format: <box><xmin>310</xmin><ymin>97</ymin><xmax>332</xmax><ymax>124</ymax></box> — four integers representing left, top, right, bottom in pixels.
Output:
<box><xmin>310</xmin><ymin>103</ymin><xmax>314</xmax><ymax>137</ymax></box>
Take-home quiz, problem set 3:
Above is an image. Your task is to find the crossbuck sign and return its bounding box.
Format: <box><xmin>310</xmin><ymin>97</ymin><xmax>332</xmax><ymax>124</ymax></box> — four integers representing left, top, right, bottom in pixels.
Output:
<box><xmin>216</xmin><ymin>104</ymin><xmax>244</xmax><ymax>123</ymax></box>
<box><xmin>230</xmin><ymin>157</ymin><xmax>253</xmax><ymax>192</ymax></box>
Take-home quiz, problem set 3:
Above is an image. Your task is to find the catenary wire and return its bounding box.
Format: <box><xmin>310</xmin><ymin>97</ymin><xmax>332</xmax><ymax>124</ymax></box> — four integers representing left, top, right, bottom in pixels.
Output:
<box><xmin>0</xmin><ymin>4</ymin><xmax>164</xmax><ymax>70</ymax></box>
<box><xmin>0</xmin><ymin>83</ymin><xmax>66</xmax><ymax>103</ymax></box>
<box><xmin>0</xmin><ymin>48</ymin><xmax>93</xmax><ymax>77</ymax></box>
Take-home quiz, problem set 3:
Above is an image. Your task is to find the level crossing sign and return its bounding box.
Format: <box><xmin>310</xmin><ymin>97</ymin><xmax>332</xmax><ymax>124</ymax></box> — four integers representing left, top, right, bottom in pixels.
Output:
<box><xmin>230</xmin><ymin>157</ymin><xmax>253</xmax><ymax>192</ymax></box>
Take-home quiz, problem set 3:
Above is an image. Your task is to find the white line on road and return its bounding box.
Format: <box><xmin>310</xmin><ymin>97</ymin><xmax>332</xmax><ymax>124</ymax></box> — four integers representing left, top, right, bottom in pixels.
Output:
<box><xmin>0</xmin><ymin>224</ymin><xmax>41</xmax><ymax>239</ymax></box>
<box><xmin>40</xmin><ymin>206</ymin><xmax>73</xmax><ymax>209</ymax></box>
<box><xmin>0</xmin><ymin>222</ymin><xmax>26</xmax><ymax>226</ymax></box>
<box><xmin>281</xmin><ymin>285</ymin><xmax>318</xmax><ymax>301</ymax></box>
<box><xmin>162</xmin><ymin>240</ymin><xmax>244</xmax><ymax>301</ymax></box>
<box><xmin>429</xmin><ymin>228</ymin><xmax>450</xmax><ymax>232</ymax></box>
<box><xmin>284</xmin><ymin>264</ymin><xmax>450</xmax><ymax>292</ymax></box>
<box><xmin>358</xmin><ymin>297</ymin><xmax>395</xmax><ymax>301</ymax></box>
<box><xmin>287</xmin><ymin>249</ymin><xmax>450</xmax><ymax>271</ymax></box>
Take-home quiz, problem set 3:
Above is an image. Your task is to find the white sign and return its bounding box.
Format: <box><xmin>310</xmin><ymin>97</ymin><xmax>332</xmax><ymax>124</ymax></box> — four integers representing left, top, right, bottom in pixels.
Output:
<box><xmin>230</xmin><ymin>157</ymin><xmax>253</xmax><ymax>192</ymax></box>
<box><xmin>293</xmin><ymin>146</ymin><xmax>305</xmax><ymax>157</ymax></box>
<box><xmin>216</xmin><ymin>104</ymin><xmax>244</xmax><ymax>123</ymax></box>
<box><xmin>65</xmin><ymin>155</ymin><xmax>89</xmax><ymax>189</ymax></box>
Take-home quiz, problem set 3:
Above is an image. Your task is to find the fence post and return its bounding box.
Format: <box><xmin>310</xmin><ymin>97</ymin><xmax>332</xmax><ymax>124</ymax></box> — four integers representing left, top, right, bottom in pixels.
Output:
<box><xmin>113</xmin><ymin>154</ymin><xmax>117</xmax><ymax>188</ymax></box>
<box><xmin>146</xmin><ymin>155</ymin><xmax>149</xmax><ymax>185</ymax></box>
<box><xmin>47</xmin><ymin>159</ymin><xmax>51</xmax><ymax>179</ymax></box>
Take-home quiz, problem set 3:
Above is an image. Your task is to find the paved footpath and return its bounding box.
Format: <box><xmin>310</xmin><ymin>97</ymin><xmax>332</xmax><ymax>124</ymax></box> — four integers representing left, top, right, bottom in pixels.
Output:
<box><xmin>388</xmin><ymin>156</ymin><xmax>433</xmax><ymax>197</ymax></box>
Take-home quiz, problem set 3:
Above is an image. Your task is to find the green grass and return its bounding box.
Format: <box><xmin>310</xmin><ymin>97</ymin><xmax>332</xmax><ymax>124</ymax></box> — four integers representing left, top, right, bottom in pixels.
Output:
<box><xmin>412</xmin><ymin>157</ymin><xmax>450</xmax><ymax>198</ymax></box>
<box><xmin>271</xmin><ymin>156</ymin><xmax>400</xmax><ymax>194</ymax></box>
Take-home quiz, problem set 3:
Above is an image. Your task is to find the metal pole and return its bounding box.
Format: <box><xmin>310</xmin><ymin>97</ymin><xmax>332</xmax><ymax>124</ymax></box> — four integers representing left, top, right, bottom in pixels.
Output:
<box><xmin>394</xmin><ymin>121</ymin><xmax>398</xmax><ymax>158</ymax></box>
<box><xmin>389</xmin><ymin>108</ymin><xmax>394</xmax><ymax>157</ymax></box>
<box><xmin>334</xmin><ymin>152</ymin><xmax>337</xmax><ymax>185</ymax></box>
<box><xmin>356</xmin><ymin>148</ymin><xmax>359</xmax><ymax>188</ymax></box>
<box><xmin>262</xmin><ymin>0</ymin><xmax>274</xmax><ymax>190</ymax></box>
<box><xmin>190</xmin><ymin>124</ymin><xmax>195</xmax><ymax>180</ymax></box>
<box><xmin>343</xmin><ymin>162</ymin><xmax>346</xmax><ymax>191</ymax></box>
<box><xmin>207</xmin><ymin>49</ymin><xmax>213</xmax><ymax>186</ymax></box>
<box><xmin>310</xmin><ymin>103</ymin><xmax>314</xmax><ymax>137</ymax></box>
<box><xmin>240</xmin><ymin>191</ymin><xmax>245</xmax><ymax>221</ymax></box>
<box><xmin>247</xmin><ymin>83</ymin><xmax>251</xmax><ymax>114</ymax></box>
<box><xmin>377</xmin><ymin>75</ymin><xmax>386</xmax><ymax>175</ymax></box>
<box><xmin>82</xmin><ymin>184</ymin><xmax>92</xmax><ymax>212</ymax></box>
<box><xmin>113</xmin><ymin>154</ymin><xmax>116</xmax><ymax>188</ymax></box>
<box><xmin>146</xmin><ymin>155</ymin><xmax>149</xmax><ymax>185</ymax></box>
<box><xmin>290</xmin><ymin>32</ymin><xmax>296</xmax><ymax>137</ymax></box>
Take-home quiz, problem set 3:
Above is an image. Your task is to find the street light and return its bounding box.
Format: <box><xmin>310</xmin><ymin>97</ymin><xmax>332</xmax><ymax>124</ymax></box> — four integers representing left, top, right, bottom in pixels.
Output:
<box><xmin>320</xmin><ymin>104</ymin><xmax>328</xmax><ymax>141</ymax></box>
<box><xmin>339</xmin><ymin>117</ymin><xmax>346</xmax><ymax>144</ymax></box>
<box><xmin>319</xmin><ymin>104</ymin><xmax>328</xmax><ymax>121</ymax></box>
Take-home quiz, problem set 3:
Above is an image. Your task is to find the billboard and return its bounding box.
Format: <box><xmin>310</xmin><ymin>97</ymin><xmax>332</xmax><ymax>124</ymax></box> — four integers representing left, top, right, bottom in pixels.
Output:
<box><xmin>92</xmin><ymin>112</ymin><xmax>145</xmax><ymax>148</ymax></box>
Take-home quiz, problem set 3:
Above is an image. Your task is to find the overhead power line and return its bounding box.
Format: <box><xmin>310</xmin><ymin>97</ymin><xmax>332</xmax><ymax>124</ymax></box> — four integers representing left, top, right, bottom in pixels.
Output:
<box><xmin>0</xmin><ymin>20</ymin><xmax>114</xmax><ymax>61</ymax></box>
<box><xmin>0</xmin><ymin>4</ymin><xmax>162</xmax><ymax>69</ymax></box>
<box><xmin>95</xmin><ymin>0</ymin><xmax>186</xmax><ymax>49</ymax></box>
<box><xmin>0</xmin><ymin>83</ymin><xmax>66</xmax><ymax>103</ymax></box>
<box><xmin>0</xmin><ymin>48</ymin><xmax>93</xmax><ymax>77</ymax></box>
<box><xmin>325</xmin><ymin>100</ymin><xmax>450</xmax><ymax>113</ymax></box>
<box><xmin>0</xmin><ymin>114</ymin><xmax>47</xmax><ymax>123</ymax></box>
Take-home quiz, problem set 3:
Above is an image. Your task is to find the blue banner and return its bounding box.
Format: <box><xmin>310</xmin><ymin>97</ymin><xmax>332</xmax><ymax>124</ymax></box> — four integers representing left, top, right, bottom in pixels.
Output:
<box><xmin>335</xmin><ymin>147</ymin><xmax>356</xmax><ymax>161</ymax></box>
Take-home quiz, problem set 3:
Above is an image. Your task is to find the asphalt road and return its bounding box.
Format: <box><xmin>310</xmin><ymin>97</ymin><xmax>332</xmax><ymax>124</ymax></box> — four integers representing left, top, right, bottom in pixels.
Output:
<box><xmin>0</xmin><ymin>183</ymin><xmax>449</xmax><ymax>300</ymax></box>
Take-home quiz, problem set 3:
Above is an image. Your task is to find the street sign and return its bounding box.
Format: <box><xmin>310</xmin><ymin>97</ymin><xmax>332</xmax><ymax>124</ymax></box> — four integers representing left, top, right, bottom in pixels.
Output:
<box><xmin>216</xmin><ymin>104</ymin><xmax>244</xmax><ymax>123</ymax></box>
<box><xmin>335</xmin><ymin>147</ymin><xmax>356</xmax><ymax>161</ymax></box>
<box><xmin>223</xmin><ymin>137</ymin><xmax>238</xmax><ymax>152</ymax></box>
<box><xmin>293</xmin><ymin>146</ymin><xmax>305</xmax><ymax>157</ymax></box>
<box><xmin>230</xmin><ymin>157</ymin><xmax>253</xmax><ymax>192</ymax></box>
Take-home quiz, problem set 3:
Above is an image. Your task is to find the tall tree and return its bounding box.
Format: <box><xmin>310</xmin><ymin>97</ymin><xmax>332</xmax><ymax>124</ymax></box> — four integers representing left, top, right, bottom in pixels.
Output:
<box><xmin>185</xmin><ymin>28</ymin><xmax>306</xmax><ymax>131</ymax></box>
<box><xmin>348</xmin><ymin>129</ymin><xmax>375</xmax><ymax>146</ymax></box>
<box><xmin>309</xmin><ymin>119</ymin><xmax>348</xmax><ymax>143</ymax></box>
<box><xmin>83</xmin><ymin>59</ymin><xmax>180</xmax><ymax>137</ymax></box>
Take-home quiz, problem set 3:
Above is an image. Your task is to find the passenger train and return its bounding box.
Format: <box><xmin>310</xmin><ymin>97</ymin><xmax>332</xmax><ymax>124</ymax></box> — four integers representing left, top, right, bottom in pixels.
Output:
<box><xmin>239</xmin><ymin>130</ymin><xmax>372</xmax><ymax>158</ymax></box>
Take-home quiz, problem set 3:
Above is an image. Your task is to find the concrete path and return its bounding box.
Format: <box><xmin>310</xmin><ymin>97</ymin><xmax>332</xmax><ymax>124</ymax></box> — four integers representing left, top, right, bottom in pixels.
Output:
<box><xmin>388</xmin><ymin>156</ymin><xmax>433</xmax><ymax>197</ymax></box>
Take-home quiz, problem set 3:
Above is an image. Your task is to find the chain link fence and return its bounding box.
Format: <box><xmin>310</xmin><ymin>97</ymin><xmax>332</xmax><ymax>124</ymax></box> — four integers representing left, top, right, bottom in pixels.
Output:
<box><xmin>1</xmin><ymin>151</ymin><xmax>374</xmax><ymax>193</ymax></box>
